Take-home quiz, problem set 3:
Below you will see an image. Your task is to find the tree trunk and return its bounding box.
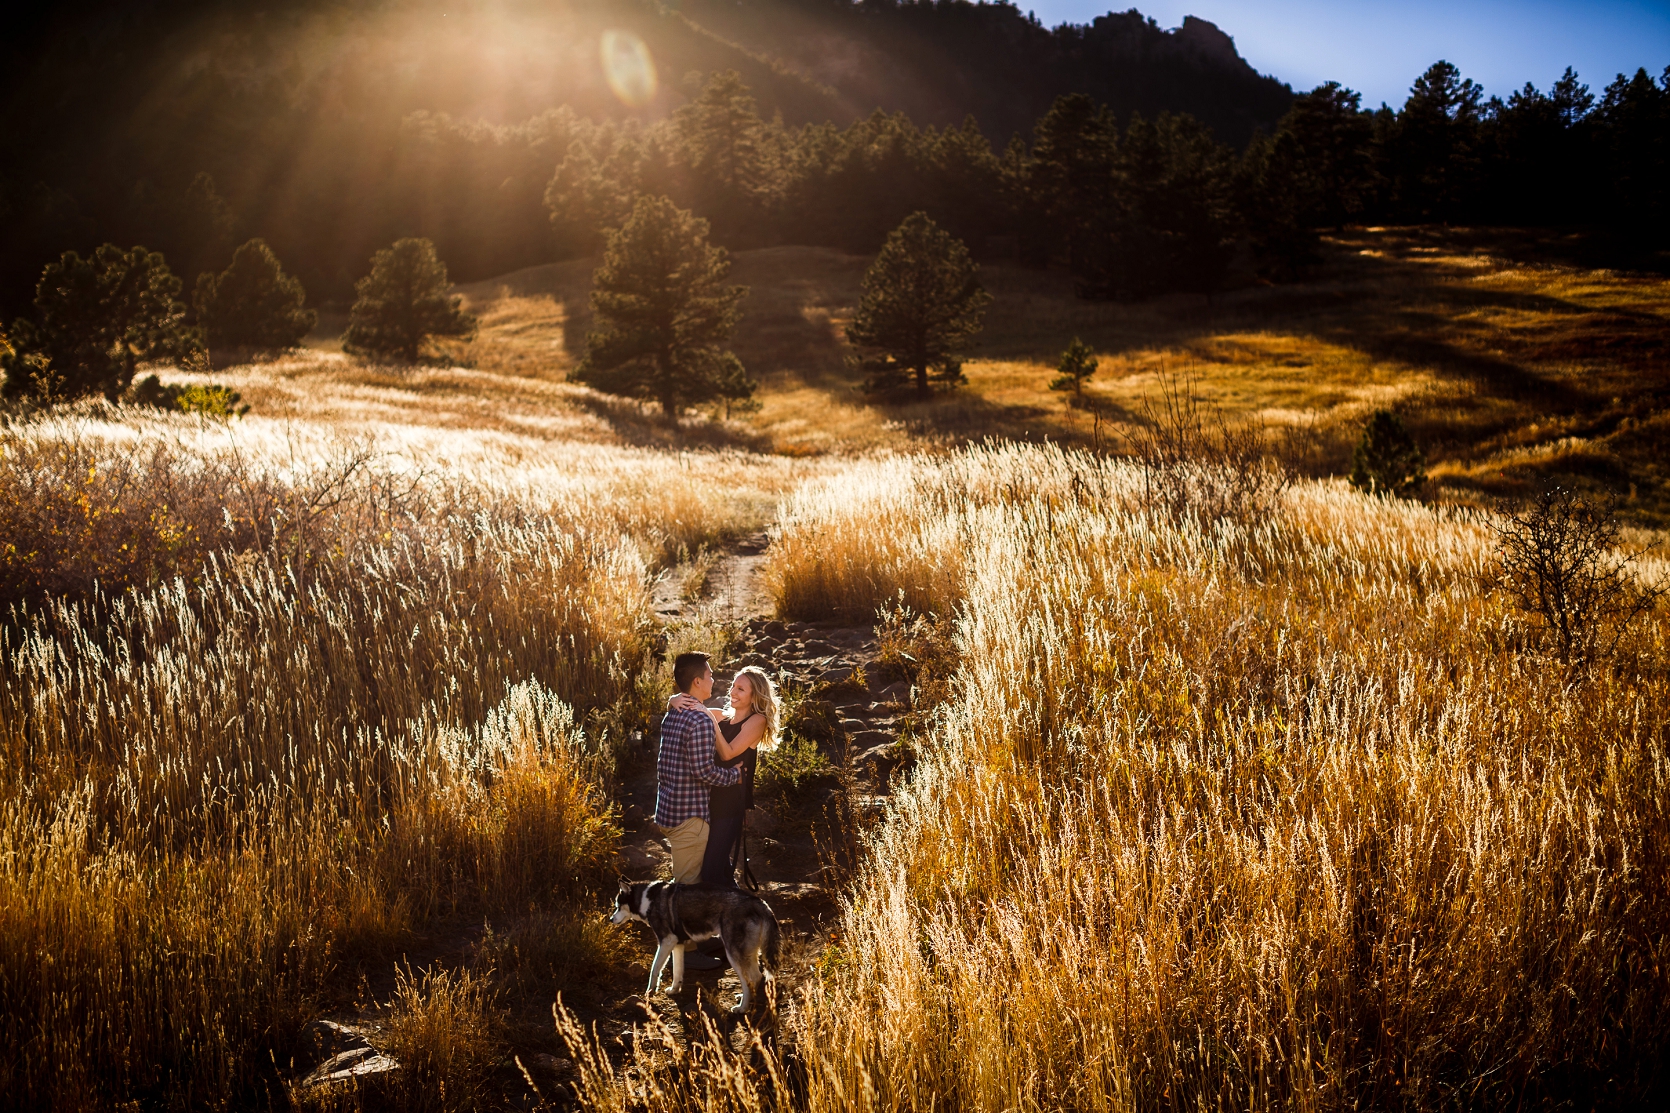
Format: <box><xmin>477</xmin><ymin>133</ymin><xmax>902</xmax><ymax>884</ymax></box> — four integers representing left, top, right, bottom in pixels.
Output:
<box><xmin>915</xmin><ymin>362</ymin><xmax>930</xmax><ymax>398</ymax></box>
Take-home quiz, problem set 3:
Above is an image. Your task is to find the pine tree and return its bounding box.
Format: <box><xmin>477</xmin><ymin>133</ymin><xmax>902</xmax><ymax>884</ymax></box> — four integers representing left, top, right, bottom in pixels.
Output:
<box><xmin>674</xmin><ymin>71</ymin><xmax>777</xmax><ymax>238</ymax></box>
<box><xmin>342</xmin><ymin>238</ymin><xmax>476</xmax><ymax>362</ymax></box>
<box><xmin>573</xmin><ymin>195</ymin><xmax>751</xmax><ymax>417</ymax></box>
<box><xmin>3</xmin><ymin>244</ymin><xmax>200</xmax><ymax>402</ymax></box>
<box><xmin>194</xmin><ymin>238</ymin><xmax>316</xmax><ymax>352</ymax></box>
<box><xmin>1049</xmin><ymin>338</ymin><xmax>1098</xmax><ymax>397</ymax></box>
<box><xmin>848</xmin><ymin>212</ymin><xmax>991</xmax><ymax>398</ymax></box>
<box><xmin>1349</xmin><ymin>410</ymin><xmax>1427</xmax><ymax>498</ymax></box>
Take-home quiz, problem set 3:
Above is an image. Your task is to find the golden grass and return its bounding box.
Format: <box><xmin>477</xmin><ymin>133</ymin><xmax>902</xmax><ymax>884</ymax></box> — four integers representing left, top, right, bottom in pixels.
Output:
<box><xmin>0</xmin><ymin>406</ymin><xmax>852</xmax><ymax>1109</ymax></box>
<box><xmin>568</xmin><ymin>442</ymin><xmax>1670</xmax><ymax>1109</ymax></box>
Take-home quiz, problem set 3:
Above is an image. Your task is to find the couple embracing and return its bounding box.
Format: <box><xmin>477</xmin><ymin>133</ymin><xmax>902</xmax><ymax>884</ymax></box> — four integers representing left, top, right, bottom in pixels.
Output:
<box><xmin>656</xmin><ymin>650</ymin><xmax>777</xmax><ymax>861</ymax></box>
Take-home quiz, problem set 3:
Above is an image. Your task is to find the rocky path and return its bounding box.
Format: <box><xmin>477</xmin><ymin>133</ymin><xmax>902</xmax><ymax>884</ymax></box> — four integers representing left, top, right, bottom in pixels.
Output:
<box><xmin>291</xmin><ymin>535</ymin><xmax>909</xmax><ymax>1107</ymax></box>
<box><xmin>612</xmin><ymin>537</ymin><xmax>912</xmax><ymax>1044</ymax></box>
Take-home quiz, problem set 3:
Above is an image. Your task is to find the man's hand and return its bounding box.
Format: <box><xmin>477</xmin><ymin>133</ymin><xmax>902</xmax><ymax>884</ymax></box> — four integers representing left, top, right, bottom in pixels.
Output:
<box><xmin>667</xmin><ymin>693</ymin><xmax>705</xmax><ymax>713</ymax></box>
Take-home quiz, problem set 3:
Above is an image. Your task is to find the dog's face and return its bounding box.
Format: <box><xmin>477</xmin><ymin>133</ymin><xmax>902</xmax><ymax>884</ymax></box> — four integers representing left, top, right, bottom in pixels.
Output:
<box><xmin>609</xmin><ymin>882</ymin><xmax>647</xmax><ymax>925</ymax></box>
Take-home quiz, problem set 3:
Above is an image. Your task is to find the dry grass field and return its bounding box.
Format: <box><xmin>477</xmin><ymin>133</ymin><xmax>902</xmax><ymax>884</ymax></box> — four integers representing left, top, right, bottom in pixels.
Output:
<box><xmin>2</xmin><ymin>228</ymin><xmax>1667</xmax><ymax>1111</ymax></box>
<box><xmin>574</xmin><ymin>444</ymin><xmax>1670</xmax><ymax>1111</ymax></box>
<box><xmin>189</xmin><ymin>227</ymin><xmax>1667</xmax><ymax>511</ymax></box>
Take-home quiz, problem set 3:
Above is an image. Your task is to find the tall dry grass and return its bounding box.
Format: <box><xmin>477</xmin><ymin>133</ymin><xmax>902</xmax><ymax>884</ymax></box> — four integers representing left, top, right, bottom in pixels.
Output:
<box><xmin>0</xmin><ymin>413</ymin><xmax>828</xmax><ymax>1110</ymax></box>
<box><xmin>593</xmin><ymin>443</ymin><xmax>1668</xmax><ymax>1110</ymax></box>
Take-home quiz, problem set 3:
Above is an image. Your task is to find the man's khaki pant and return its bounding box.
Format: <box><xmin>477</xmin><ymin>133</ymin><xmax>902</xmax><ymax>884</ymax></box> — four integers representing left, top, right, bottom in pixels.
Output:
<box><xmin>662</xmin><ymin>817</ymin><xmax>709</xmax><ymax>883</ymax></box>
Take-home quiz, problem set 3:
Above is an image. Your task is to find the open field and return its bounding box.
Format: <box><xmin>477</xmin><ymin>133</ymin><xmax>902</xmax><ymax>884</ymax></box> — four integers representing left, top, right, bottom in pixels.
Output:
<box><xmin>4</xmin><ymin>228</ymin><xmax>1668</xmax><ymax>1110</ymax></box>
<box><xmin>186</xmin><ymin>227</ymin><xmax>1670</xmax><ymax>520</ymax></box>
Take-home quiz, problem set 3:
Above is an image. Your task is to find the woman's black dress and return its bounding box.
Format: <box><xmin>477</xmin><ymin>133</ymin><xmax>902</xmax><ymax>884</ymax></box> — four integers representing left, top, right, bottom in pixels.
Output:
<box><xmin>700</xmin><ymin>712</ymin><xmax>756</xmax><ymax>887</ymax></box>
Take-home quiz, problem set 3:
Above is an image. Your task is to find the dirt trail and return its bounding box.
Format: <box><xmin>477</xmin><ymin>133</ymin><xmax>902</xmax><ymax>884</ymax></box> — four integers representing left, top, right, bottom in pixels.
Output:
<box><xmin>609</xmin><ymin>535</ymin><xmax>912</xmax><ymax>1053</ymax></box>
<box><xmin>292</xmin><ymin>536</ymin><xmax>908</xmax><ymax>1104</ymax></box>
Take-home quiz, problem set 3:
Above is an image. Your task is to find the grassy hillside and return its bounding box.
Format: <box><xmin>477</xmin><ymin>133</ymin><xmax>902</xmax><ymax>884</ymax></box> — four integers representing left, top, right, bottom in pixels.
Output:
<box><xmin>3</xmin><ymin>226</ymin><xmax>1667</xmax><ymax>1109</ymax></box>
<box><xmin>206</xmin><ymin>227</ymin><xmax>1669</xmax><ymax>519</ymax></box>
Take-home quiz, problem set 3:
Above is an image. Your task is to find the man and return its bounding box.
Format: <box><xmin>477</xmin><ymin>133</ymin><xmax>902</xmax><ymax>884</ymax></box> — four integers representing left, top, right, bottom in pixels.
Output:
<box><xmin>656</xmin><ymin>651</ymin><xmax>741</xmax><ymax>884</ymax></box>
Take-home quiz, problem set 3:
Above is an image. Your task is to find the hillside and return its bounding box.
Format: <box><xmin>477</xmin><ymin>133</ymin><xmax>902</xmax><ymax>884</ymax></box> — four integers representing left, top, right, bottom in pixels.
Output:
<box><xmin>182</xmin><ymin>227</ymin><xmax>1668</xmax><ymax>522</ymax></box>
<box><xmin>0</xmin><ymin>0</ymin><xmax>1289</xmax><ymax>312</ymax></box>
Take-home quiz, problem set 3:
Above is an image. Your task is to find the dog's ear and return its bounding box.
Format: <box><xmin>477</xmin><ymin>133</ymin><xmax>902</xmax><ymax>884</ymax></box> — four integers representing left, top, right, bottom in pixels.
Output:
<box><xmin>618</xmin><ymin>878</ymin><xmax>631</xmax><ymax>894</ymax></box>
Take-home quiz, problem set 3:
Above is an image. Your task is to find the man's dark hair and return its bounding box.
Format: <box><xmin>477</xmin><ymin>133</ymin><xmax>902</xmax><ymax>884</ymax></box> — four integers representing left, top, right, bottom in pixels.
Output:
<box><xmin>672</xmin><ymin>651</ymin><xmax>712</xmax><ymax>693</ymax></box>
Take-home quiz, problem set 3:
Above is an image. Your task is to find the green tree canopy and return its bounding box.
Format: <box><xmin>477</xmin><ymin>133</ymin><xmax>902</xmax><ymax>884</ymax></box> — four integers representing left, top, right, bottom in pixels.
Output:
<box><xmin>2</xmin><ymin>244</ymin><xmax>200</xmax><ymax>402</ymax></box>
<box><xmin>848</xmin><ymin>212</ymin><xmax>991</xmax><ymax>398</ymax></box>
<box><xmin>342</xmin><ymin>238</ymin><xmax>476</xmax><ymax>362</ymax></box>
<box><xmin>573</xmin><ymin>195</ymin><xmax>752</xmax><ymax>417</ymax></box>
<box><xmin>1349</xmin><ymin>409</ymin><xmax>1427</xmax><ymax>498</ymax></box>
<box><xmin>1049</xmin><ymin>338</ymin><xmax>1098</xmax><ymax>396</ymax></box>
<box><xmin>194</xmin><ymin>238</ymin><xmax>316</xmax><ymax>352</ymax></box>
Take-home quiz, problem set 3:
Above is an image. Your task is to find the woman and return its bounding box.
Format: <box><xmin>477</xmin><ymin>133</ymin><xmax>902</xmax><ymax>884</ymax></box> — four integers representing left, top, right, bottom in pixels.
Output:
<box><xmin>668</xmin><ymin>665</ymin><xmax>778</xmax><ymax>887</ymax></box>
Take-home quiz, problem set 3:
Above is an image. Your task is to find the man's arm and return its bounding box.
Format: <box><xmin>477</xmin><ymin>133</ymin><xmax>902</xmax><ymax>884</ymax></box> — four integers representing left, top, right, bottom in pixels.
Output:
<box><xmin>685</xmin><ymin>713</ymin><xmax>740</xmax><ymax>787</ymax></box>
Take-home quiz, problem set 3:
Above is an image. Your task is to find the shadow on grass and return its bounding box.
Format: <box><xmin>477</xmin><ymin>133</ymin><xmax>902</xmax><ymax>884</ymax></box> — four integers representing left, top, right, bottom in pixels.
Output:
<box><xmin>570</xmin><ymin>392</ymin><xmax>776</xmax><ymax>453</ymax></box>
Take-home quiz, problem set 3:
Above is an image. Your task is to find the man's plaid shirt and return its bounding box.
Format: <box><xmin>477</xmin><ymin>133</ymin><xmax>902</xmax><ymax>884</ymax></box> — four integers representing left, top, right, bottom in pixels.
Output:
<box><xmin>654</xmin><ymin>706</ymin><xmax>740</xmax><ymax>828</ymax></box>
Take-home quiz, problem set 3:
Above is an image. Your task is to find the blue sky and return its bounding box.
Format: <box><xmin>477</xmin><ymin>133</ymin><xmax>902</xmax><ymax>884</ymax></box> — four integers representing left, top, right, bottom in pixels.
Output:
<box><xmin>1025</xmin><ymin>1</ymin><xmax>1670</xmax><ymax>108</ymax></box>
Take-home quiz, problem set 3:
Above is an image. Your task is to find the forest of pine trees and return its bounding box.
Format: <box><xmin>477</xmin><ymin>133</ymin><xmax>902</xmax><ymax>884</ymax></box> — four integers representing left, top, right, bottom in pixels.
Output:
<box><xmin>1</xmin><ymin>0</ymin><xmax>1665</xmax><ymax>312</ymax></box>
<box><xmin>533</xmin><ymin>63</ymin><xmax>1670</xmax><ymax>299</ymax></box>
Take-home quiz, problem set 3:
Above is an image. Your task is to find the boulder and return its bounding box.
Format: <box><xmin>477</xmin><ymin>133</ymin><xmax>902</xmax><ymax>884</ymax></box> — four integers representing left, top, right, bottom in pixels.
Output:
<box><xmin>877</xmin><ymin>682</ymin><xmax>911</xmax><ymax>706</ymax></box>
<box><xmin>298</xmin><ymin>1047</ymin><xmax>401</xmax><ymax>1098</ymax></box>
<box><xmin>296</xmin><ymin>1019</ymin><xmax>371</xmax><ymax>1073</ymax></box>
<box><xmin>851</xmin><ymin>729</ymin><xmax>892</xmax><ymax>750</ymax></box>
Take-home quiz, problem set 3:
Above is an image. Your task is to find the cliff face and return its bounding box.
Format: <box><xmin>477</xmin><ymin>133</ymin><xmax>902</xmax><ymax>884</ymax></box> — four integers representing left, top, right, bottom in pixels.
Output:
<box><xmin>680</xmin><ymin>1</ymin><xmax>1293</xmax><ymax>144</ymax></box>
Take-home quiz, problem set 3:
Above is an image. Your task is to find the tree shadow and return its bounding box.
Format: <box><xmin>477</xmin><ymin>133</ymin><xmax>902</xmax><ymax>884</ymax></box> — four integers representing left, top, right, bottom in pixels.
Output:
<box><xmin>569</xmin><ymin>391</ymin><xmax>776</xmax><ymax>453</ymax></box>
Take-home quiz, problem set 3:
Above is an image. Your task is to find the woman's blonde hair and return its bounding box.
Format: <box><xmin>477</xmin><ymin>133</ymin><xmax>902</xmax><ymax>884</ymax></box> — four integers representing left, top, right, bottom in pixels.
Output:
<box><xmin>730</xmin><ymin>665</ymin><xmax>779</xmax><ymax>750</ymax></box>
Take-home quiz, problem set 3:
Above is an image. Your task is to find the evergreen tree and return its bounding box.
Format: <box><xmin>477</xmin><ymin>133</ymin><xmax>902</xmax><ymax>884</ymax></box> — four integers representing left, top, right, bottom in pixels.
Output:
<box><xmin>342</xmin><ymin>238</ymin><xmax>476</xmax><ymax>362</ymax></box>
<box><xmin>1026</xmin><ymin>94</ymin><xmax>1120</xmax><ymax>271</ymax></box>
<box><xmin>1593</xmin><ymin>67</ymin><xmax>1670</xmax><ymax>241</ymax></box>
<box><xmin>1049</xmin><ymin>337</ymin><xmax>1098</xmax><ymax>396</ymax></box>
<box><xmin>848</xmin><ymin>212</ymin><xmax>991</xmax><ymax>398</ymax></box>
<box><xmin>3</xmin><ymin>244</ymin><xmax>200</xmax><ymax>402</ymax></box>
<box><xmin>573</xmin><ymin>195</ymin><xmax>751</xmax><ymax>417</ymax></box>
<box><xmin>1349</xmin><ymin>410</ymin><xmax>1426</xmax><ymax>498</ymax></box>
<box><xmin>673</xmin><ymin>71</ymin><xmax>778</xmax><ymax>239</ymax></box>
<box><xmin>1100</xmin><ymin>114</ymin><xmax>1238</xmax><ymax>297</ymax></box>
<box><xmin>1390</xmin><ymin>61</ymin><xmax>1485</xmax><ymax>220</ymax></box>
<box><xmin>194</xmin><ymin>238</ymin><xmax>316</xmax><ymax>352</ymax></box>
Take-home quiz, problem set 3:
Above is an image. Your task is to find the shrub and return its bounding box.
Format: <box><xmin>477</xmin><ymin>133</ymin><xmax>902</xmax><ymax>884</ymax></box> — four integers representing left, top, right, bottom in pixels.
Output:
<box><xmin>194</xmin><ymin>238</ymin><xmax>316</xmax><ymax>353</ymax></box>
<box><xmin>342</xmin><ymin>238</ymin><xmax>476</xmax><ymax>362</ymax></box>
<box><xmin>1127</xmin><ymin>367</ymin><xmax>1290</xmax><ymax>522</ymax></box>
<box><xmin>130</xmin><ymin>373</ymin><xmax>249</xmax><ymax>417</ymax></box>
<box><xmin>1494</xmin><ymin>486</ymin><xmax>1666</xmax><ymax>663</ymax></box>
<box><xmin>758</xmin><ymin>734</ymin><xmax>835</xmax><ymax>803</ymax></box>
<box><xmin>1349</xmin><ymin>408</ymin><xmax>1426</xmax><ymax>497</ymax></box>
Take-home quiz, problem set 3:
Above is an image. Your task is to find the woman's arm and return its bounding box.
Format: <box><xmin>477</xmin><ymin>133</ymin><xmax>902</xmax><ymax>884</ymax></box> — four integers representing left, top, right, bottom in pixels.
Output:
<box><xmin>714</xmin><ymin>715</ymin><xmax>766</xmax><ymax>762</ymax></box>
<box><xmin>667</xmin><ymin>693</ymin><xmax>723</xmax><ymax>724</ymax></box>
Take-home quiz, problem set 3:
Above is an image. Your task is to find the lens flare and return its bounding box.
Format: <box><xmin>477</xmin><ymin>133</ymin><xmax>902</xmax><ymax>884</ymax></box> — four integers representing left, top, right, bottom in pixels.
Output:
<box><xmin>601</xmin><ymin>30</ymin><xmax>657</xmax><ymax>107</ymax></box>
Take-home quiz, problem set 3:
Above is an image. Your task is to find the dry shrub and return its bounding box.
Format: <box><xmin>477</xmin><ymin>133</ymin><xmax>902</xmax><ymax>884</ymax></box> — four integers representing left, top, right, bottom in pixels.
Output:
<box><xmin>383</xmin><ymin>964</ymin><xmax>508</xmax><ymax>1112</ymax></box>
<box><xmin>1126</xmin><ymin>367</ymin><xmax>1292</xmax><ymax>524</ymax></box>
<box><xmin>0</xmin><ymin>421</ymin><xmax>437</xmax><ymax>608</ymax></box>
<box><xmin>1494</xmin><ymin>486</ymin><xmax>1666</xmax><ymax>664</ymax></box>
<box><xmin>632</xmin><ymin>444</ymin><xmax>1670</xmax><ymax>1111</ymax></box>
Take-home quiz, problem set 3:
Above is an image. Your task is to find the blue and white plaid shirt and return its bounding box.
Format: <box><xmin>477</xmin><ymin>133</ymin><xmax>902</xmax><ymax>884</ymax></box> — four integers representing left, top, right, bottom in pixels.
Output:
<box><xmin>654</xmin><ymin>706</ymin><xmax>740</xmax><ymax>828</ymax></box>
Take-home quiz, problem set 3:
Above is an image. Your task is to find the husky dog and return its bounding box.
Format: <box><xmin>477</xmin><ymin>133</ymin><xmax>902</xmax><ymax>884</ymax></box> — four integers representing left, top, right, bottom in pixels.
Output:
<box><xmin>609</xmin><ymin>880</ymin><xmax>781</xmax><ymax>1012</ymax></box>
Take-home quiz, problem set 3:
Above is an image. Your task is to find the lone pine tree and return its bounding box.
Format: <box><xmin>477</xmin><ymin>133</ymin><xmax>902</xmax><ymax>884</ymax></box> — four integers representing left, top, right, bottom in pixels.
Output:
<box><xmin>1349</xmin><ymin>409</ymin><xmax>1427</xmax><ymax>498</ymax></box>
<box><xmin>573</xmin><ymin>195</ymin><xmax>752</xmax><ymax>417</ymax></box>
<box><xmin>194</xmin><ymin>239</ymin><xmax>316</xmax><ymax>352</ymax></box>
<box><xmin>847</xmin><ymin>212</ymin><xmax>991</xmax><ymax>398</ymax></box>
<box><xmin>3</xmin><ymin>244</ymin><xmax>200</xmax><ymax>402</ymax></box>
<box><xmin>1049</xmin><ymin>337</ymin><xmax>1099</xmax><ymax>396</ymax></box>
<box><xmin>342</xmin><ymin>238</ymin><xmax>475</xmax><ymax>362</ymax></box>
